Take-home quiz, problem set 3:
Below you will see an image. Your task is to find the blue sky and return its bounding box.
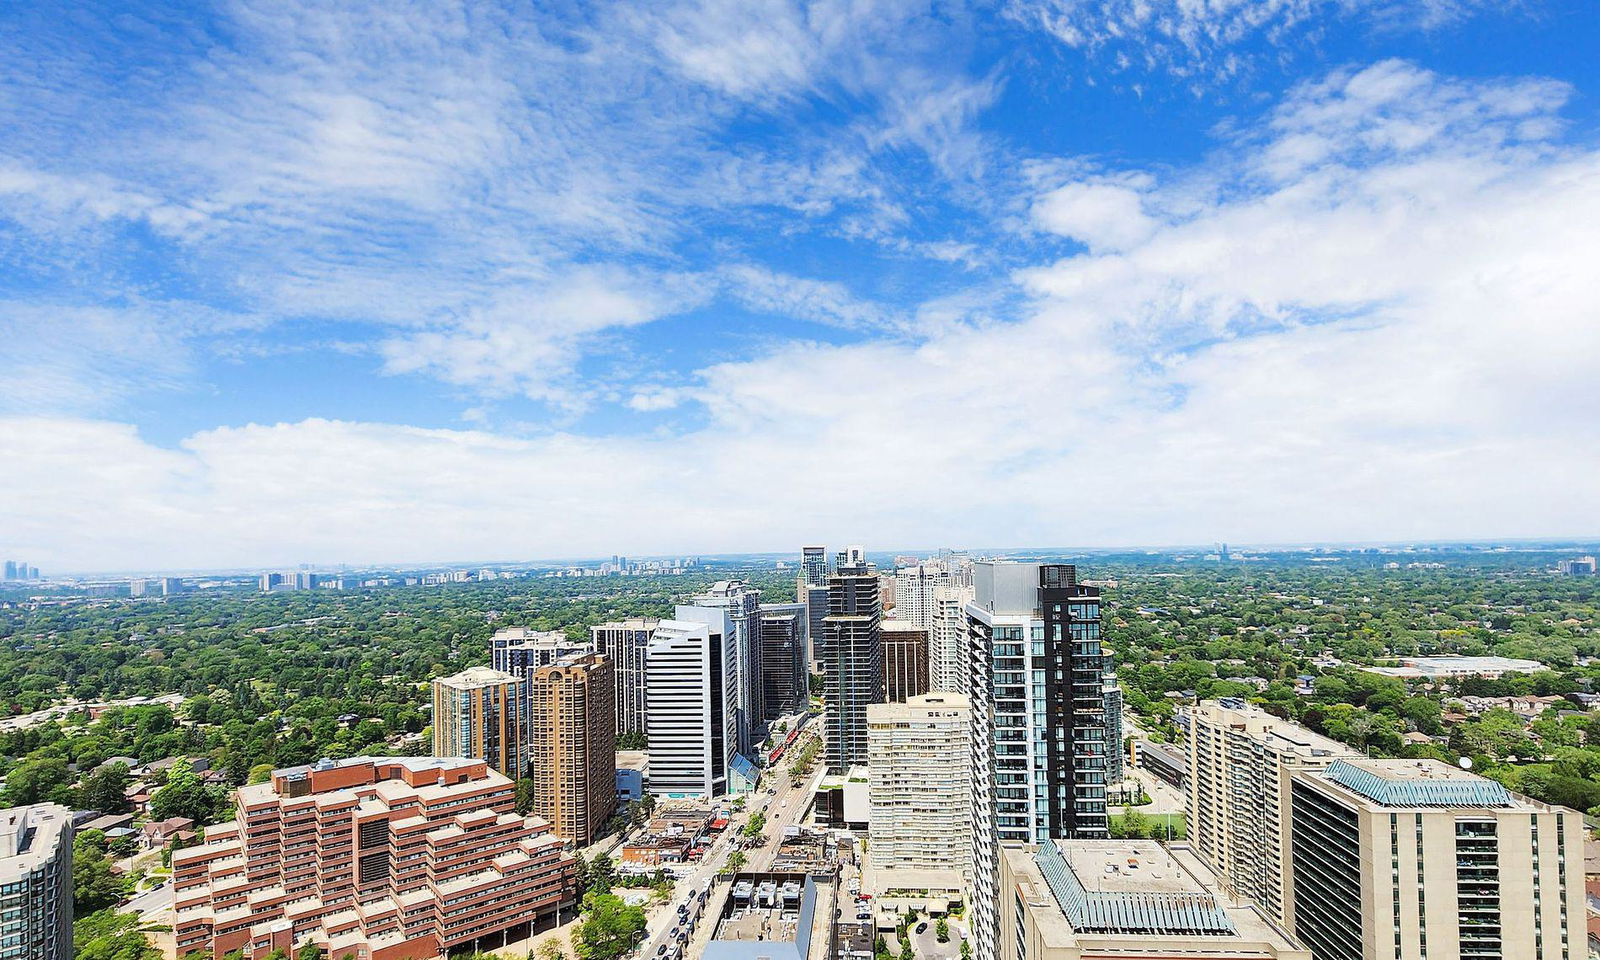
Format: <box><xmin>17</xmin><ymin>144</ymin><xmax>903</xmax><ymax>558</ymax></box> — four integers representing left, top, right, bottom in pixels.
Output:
<box><xmin>2</xmin><ymin>0</ymin><xmax>1598</xmax><ymax>572</ymax></box>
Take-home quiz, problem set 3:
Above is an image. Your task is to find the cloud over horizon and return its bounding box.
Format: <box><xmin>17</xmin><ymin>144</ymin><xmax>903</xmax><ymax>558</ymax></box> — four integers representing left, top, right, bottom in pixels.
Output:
<box><xmin>1</xmin><ymin>2</ymin><xmax>1595</xmax><ymax>571</ymax></box>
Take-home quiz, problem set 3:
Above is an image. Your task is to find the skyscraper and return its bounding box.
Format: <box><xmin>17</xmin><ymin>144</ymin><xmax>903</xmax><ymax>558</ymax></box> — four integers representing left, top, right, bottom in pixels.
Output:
<box><xmin>880</xmin><ymin>621</ymin><xmax>930</xmax><ymax>703</ymax></box>
<box><xmin>800</xmin><ymin>581</ymin><xmax>830</xmax><ymax>671</ymax></box>
<box><xmin>821</xmin><ymin>546</ymin><xmax>882</xmax><ymax>774</ymax></box>
<box><xmin>590</xmin><ymin>617</ymin><xmax>659</xmax><ymax>738</ymax></box>
<box><xmin>800</xmin><ymin>545</ymin><xmax>829</xmax><ymax>587</ymax></box>
<box><xmin>931</xmin><ymin>584</ymin><xmax>972</xmax><ymax>694</ymax></box>
<box><xmin>2</xmin><ymin>561</ymin><xmax>15</xmax><ymax>581</ymax></box>
<box><xmin>891</xmin><ymin>563</ymin><xmax>953</xmax><ymax>632</ymax></box>
<box><xmin>645</xmin><ymin>619</ymin><xmax>737</xmax><ymax>798</ymax></box>
<box><xmin>687</xmin><ymin>581</ymin><xmax>764</xmax><ymax>756</ymax></box>
<box><xmin>432</xmin><ymin>666</ymin><xmax>525</xmax><ymax>780</ymax></box>
<box><xmin>528</xmin><ymin>653</ymin><xmax>617</xmax><ymax>846</ymax></box>
<box><xmin>0</xmin><ymin>803</ymin><xmax>72</xmax><ymax>960</ymax></box>
<box><xmin>967</xmin><ymin>562</ymin><xmax>1109</xmax><ymax>960</ymax></box>
<box><xmin>758</xmin><ymin>602</ymin><xmax>808</xmax><ymax>719</ymax></box>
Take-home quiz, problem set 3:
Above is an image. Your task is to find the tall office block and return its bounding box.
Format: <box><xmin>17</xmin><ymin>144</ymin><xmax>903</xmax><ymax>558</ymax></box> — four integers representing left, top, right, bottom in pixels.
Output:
<box><xmin>892</xmin><ymin>563</ymin><xmax>952</xmax><ymax>632</ymax></box>
<box><xmin>881</xmin><ymin>622</ymin><xmax>930</xmax><ymax>703</ymax></box>
<box><xmin>801</xmin><ymin>582</ymin><xmax>830</xmax><ymax>671</ymax></box>
<box><xmin>688</xmin><ymin>581</ymin><xmax>764</xmax><ymax>756</ymax></box>
<box><xmin>800</xmin><ymin>545</ymin><xmax>829</xmax><ymax>587</ymax></box>
<box><xmin>591</xmin><ymin>618</ymin><xmax>658</xmax><ymax>737</ymax></box>
<box><xmin>432</xmin><ymin>666</ymin><xmax>524</xmax><ymax>780</ymax></box>
<box><xmin>968</xmin><ymin>562</ymin><xmax>1109</xmax><ymax>960</ymax></box>
<box><xmin>172</xmin><ymin>758</ymin><xmax>576</xmax><ymax>959</ymax></box>
<box><xmin>931</xmin><ymin>584</ymin><xmax>972</xmax><ymax>694</ymax></box>
<box><xmin>1183</xmin><ymin>700</ymin><xmax>1356</xmax><ymax>928</ymax></box>
<box><xmin>0</xmin><ymin>804</ymin><xmax>72</xmax><ymax>960</ymax></box>
<box><xmin>821</xmin><ymin>547</ymin><xmax>882</xmax><ymax>774</ymax></box>
<box><xmin>529</xmin><ymin>653</ymin><xmax>616</xmax><ymax>846</ymax></box>
<box><xmin>867</xmin><ymin>694</ymin><xmax>971</xmax><ymax>877</ymax></box>
<box><xmin>160</xmin><ymin>577</ymin><xmax>183</xmax><ymax>596</ymax></box>
<box><xmin>2</xmin><ymin>561</ymin><xmax>14</xmax><ymax>581</ymax></box>
<box><xmin>758</xmin><ymin>602</ymin><xmax>808</xmax><ymax>718</ymax></box>
<box><xmin>645</xmin><ymin>620</ymin><xmax>737</xmax><ymax>798</ymax></box>
<box><xmin>1288</xmin><ymin>758</ymin><xmax>1585</xmax><ymax>960</ymax></box>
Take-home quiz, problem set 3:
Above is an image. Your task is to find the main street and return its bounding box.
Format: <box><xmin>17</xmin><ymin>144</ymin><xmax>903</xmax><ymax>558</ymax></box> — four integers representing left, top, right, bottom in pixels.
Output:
<box><xmin>632</xmin><ymin>714</ymin><xmax>820</xmax><ymax>959</ymax></box>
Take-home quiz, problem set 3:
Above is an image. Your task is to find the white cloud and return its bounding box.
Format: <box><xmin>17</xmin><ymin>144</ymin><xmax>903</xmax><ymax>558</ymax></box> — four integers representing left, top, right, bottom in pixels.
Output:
<box><xmin>1031</xmin><ymin>175</ymin><xmax>1159</xmax><ymax>252</ymax></box>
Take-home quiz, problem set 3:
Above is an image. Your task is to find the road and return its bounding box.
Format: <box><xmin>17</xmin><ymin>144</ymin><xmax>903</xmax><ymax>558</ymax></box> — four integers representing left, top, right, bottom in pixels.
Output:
<box><xmin>633</xmin><ymin>715</ymin><xmax>819</xmax><ymax>959</ymax></box>
<box><xmin>124</xmin><ymin>880</ymin><xmax>173</xmax><ymax>921</ymax></box>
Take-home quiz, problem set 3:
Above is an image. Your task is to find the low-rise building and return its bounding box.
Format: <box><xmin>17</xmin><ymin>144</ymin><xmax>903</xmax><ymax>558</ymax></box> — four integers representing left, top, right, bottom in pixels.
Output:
<box><xmin>702</xmin><ymin>872</ymin><xmax>838</xmax><ymax>960</ymax></box>
<box><xmin>171</xmin><ymin>757</ymin><xmax>576</xmax><ymax>960</ymax></box>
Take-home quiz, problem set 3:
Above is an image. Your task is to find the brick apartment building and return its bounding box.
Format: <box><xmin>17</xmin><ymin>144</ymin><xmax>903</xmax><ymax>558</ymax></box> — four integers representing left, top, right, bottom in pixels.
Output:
<box><xmin>172</xmin><ymin>757</ymin><xmax>577</xmax><ymax>960</ymax></box>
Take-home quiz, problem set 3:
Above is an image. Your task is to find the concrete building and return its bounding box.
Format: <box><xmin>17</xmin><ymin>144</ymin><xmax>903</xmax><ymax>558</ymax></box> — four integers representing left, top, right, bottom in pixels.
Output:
<box><xmin>432</xmin><ymin>666</ymin><xmax>524</xmax><ymax>780</ymax></box>
<box><xmin>689</xmin><ymin>581</ymin><xmax>765</xmax><ymax>756</ymax></box>
<box><xmin>758</xmin><ymin>602</ymin><xmax>808</xmax><ymax>719</ymax></box>
<box><xmin>998</xmin><ymin>839</ymin><xmax>1310</xmax><ymax>960</ymax></box>
<box><xmin>1288</xmin><ymin>758</ymin><xmax>1586</xmax><ymax>960</ymax></box>
<box><xmin>1103</xmin><ymin>673</ymin><xmax>1125</xmax><ymax>785</ymax></box>
<box><xmin>821</xmin><ymin>547</ymin><xmax>882</xmax><ymax>774</ymax></box>
<box><xmin>1183</xmin><ymin>700</ymin><xmax>1357</xmax><ymax>927</ymax></box>
<box><xmin>646</xmin><ymin>619</ymin><xmax>738</xmax><ymax>798</ymax></box>
<box><xmin>0</xmin><ymin>804</ymin><xmax>72</xmax><ymax>960</ymax></box>
<box><xmin>931</xmin><ymin>584</ymin><xmax>972</xmax><ymax>694</ymax></box>
<box><xmin>891</xmin><ymin>563</ymin><xmax>953</xmax><ymax>632</ymax></box>
<box><xmin>867</xmin><ymin>694</ymin><xmax>971</xmax><ymax>882</ymax></box>
<box><xmin>528</xmin><ymin>653</ymin><xmax>617</xmax><ymax>846</ymax></box>
<box><xmin>172</xmin><ymin>757</ymin><xmax>576</xmax><ymax>960</ymax></box>
<box><xmin>589</xmin><ymin>618</ymin><xmax>658</xmax><ymax>738</ymax></box>
<box><xmin>881</xmin><ymin>621</ymin><xmax>930</xmax><ymax>703</ymax></box>
<box><xmin>799</xmin><ymin>546</ymin><xmax>829</xmax><ymax>588</ymax></box>
<box><xmin>968</xmin><ymin>562</ymin><xmax>1109</xmax><ymax>960</ymax></box>
<box><xmin>702</xmin><ymin>872</ymin><xmax>838</xmax><ymax>960</ymax></box>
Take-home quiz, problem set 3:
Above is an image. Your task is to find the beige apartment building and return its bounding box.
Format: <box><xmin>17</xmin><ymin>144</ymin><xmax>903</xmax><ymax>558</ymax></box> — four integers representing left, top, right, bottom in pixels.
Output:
<box><xmin>528</xmin><ymin>652</ymin><xmax>617</xmax><ymax>846</ymax></box>
<box><xmin>866</xmin><ymin>693</ymin><xmax>970</xmax><ymax>884</ymax></box>
<box><xmin>432</xmin><ymin>665</ymin><xmax>523</xmax><ymax>780</ymax></box>
<box><xmin>998</xmin><ymin>839</ymin><xmax>1310</xmax><ymax>960</ymax></box>
<box><xmin>1288</xmin><ymin>758</ymin><xmax>1586</xmax><ymax>960</ymax></box>
<box><xmin>1184</xmin><ymin>699</ymin><xmax>1357</xmax><ymax>926</ymax></box>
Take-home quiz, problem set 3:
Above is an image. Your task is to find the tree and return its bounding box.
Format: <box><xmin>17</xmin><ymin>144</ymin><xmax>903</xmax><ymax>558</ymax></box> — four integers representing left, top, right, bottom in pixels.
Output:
<box><xmin>899</xmin><ymin>937</ymin><xmax>913</xmax><ymax>960</ymax></box>
<box><xmin>79</xmin><ymin>762</ymin><xmax>132</xmax><ymax>814</ymax></box>
<box><xmin>151</xmin><ymin>760</ymin><xmax>225</xmax><ymax>825</ymax></box>
<box><xmin>572</xmin><ymin>892</ymin><xmax>647</xmax><ymax>960</ymax></box>
<box><xmin>726</xmin><ymin>851</ymin><xmax>747</xmax><ymax>873</ymax></box>
<box><xmin>516</xmin><ymin>777</ymin><xmax>537</xmax><ymax>815</ymax></box>
<box><xmin>295</xmin><ymin>946</ymin><xmax>323</xmax><ymax>960</ymax></box>
<box><xmin>537</xmin><ymin>942</ymin><xmax>569</xmax><ymax>960</ymax></box>
<box><xmin>74</xmin><ymin>909</ymin><xmax>161</xmax><ymax>960</ymax></box>
<box><xmin>3</xmin><ymin>757</ymin><xmax>72</xmax><ymax>806</ymax></box>
<box><xmin>248</xmin><ymin>763</ymin><xmax>275</xmax><ymax>785</ymax></box>
<box><xmin>936</xmin><ymin>918</ymin><xmax>950</xmax><ymax>943</ymax></box>
<box><xmin>587</xmin><ymin>851</ymin><xmax>615</xmax><ymax>895</ymax></box>
<box><xmin>960</xmin><ymin>939</ymin><xmax>972</xmax><ymax>960</ymax></box>
<box><xmin>73</xmin><ymin>841</ymin><xmax>130</xmax><ymax>915</ymax></box>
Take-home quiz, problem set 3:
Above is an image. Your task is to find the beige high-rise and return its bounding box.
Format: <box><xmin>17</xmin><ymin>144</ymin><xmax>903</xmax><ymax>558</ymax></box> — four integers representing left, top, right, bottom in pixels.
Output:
<box><xmin>866</xmin><ymin>693</ymin><xmax>970</xmax><ymax>878</ymax></box>
<box><xmin>1288</xmin><ymin>758</ymin><xmax>1585</xmax><ymax>960</ymax></box>
<box><xmin>529</xmin><ymin>653</ymin><xmax>617</xmax><ymax>846</ymax></box>
<box><xmin>1184</xmin><ymin>700</ymin><xmax>1357</xmax><ymax>927</ymax></box>
<box><xmin>433</xmin><ymin>666</ymin><xmax>524</xmax><ymax>780</ymax></box>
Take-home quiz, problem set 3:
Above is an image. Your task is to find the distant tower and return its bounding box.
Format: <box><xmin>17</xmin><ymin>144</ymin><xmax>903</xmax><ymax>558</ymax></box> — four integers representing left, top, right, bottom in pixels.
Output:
<box><xmin>821</xmin><ymin>547</ymin><xmax>882</xmax><ymax>773</ymax></box>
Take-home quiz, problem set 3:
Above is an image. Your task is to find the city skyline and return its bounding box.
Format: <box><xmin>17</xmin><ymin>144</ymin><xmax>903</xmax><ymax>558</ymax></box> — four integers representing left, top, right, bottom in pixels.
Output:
<box><xmin>3</xmin><ymin>2</ymin><xmax>1598</xmax><ymax>572</ymax></box>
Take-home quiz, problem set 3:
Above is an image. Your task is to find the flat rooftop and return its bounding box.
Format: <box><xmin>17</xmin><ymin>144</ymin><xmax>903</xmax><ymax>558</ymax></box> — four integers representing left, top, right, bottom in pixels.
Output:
<box><xmin>1057</xmin><ymin>841</ymin><xmax>1207</xmax><ymax>895</ymax></box>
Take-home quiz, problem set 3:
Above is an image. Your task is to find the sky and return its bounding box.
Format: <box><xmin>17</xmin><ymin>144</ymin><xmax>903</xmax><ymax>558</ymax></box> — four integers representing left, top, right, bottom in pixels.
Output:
<box><xmin>2</xmin><ymin>0</ymin><xmax>1598</xmax><ymax>573</ymax></box>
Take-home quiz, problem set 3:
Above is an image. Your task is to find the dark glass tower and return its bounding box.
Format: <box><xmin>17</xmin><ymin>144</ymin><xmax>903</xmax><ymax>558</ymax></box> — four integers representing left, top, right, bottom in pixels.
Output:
<box><xmin>821</xmin><ymin>547</ymin><xmax>882</xmax><ymax>774</ymax></box>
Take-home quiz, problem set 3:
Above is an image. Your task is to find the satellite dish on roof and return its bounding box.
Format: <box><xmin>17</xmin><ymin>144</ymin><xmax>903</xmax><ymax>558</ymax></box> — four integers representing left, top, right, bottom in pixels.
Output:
<box><xmin>1459</xmin><ymin>757</ymin><xmax>1473</xmax><ymax>770</ymax></box>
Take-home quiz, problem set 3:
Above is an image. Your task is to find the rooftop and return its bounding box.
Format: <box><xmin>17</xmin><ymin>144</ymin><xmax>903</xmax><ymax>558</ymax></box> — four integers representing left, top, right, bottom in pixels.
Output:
<box><xmin>1316</xmin><ymin>759</ymin><xmax>1521</xmax><ymax>809</ymax></box>
<box><xmin>436</xmin><ymin>665</ymin><xmax>518</xmax><ymax>688</ymax></box>
<box><xmin>1005</xmin><ymin>842</ymin><xmax>1307</xmax><ymax>960</ymax></box>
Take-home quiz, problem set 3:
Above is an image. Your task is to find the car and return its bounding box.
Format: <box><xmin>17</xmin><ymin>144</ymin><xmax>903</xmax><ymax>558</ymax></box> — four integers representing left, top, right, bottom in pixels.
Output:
<box><xmin>916</xmin><ymin>922</ymin><xmax>928</xmax><ymax>934</ymax></box>
<box><xmin>655</xmin><ymin>946</ymin><xmax>667</xmax><ymax>957</ymax></box>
